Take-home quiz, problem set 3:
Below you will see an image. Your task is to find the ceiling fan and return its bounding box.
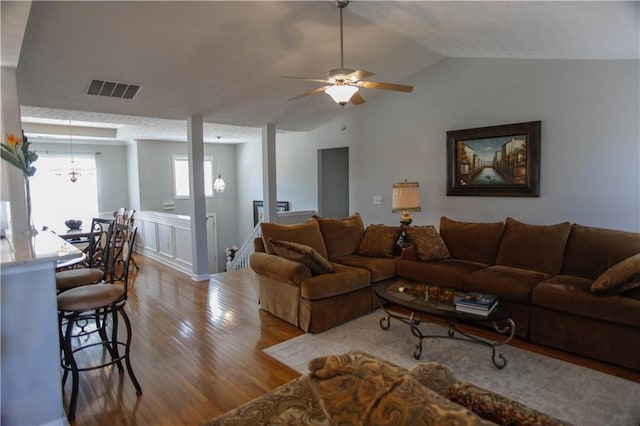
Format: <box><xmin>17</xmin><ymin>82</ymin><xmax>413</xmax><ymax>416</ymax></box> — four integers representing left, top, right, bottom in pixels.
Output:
<box><xmin>283</xmin><ymin>0</ymin><xmax>413</xmax><ymax>106</ymax></box>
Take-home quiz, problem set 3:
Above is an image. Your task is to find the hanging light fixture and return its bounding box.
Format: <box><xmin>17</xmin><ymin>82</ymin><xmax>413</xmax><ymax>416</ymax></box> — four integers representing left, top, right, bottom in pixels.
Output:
<box><xmin>68</xmin><ymin>120</ymin><xmax>80</xmax><ymax>183</ymax></box>
<box><xmin>213</xmin><ymin>136</ymin><xmax>226</xmax><ymax>193</ymax></box>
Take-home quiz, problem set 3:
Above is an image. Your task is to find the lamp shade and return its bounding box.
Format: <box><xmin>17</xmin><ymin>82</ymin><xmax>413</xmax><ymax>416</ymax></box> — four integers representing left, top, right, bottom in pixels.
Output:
<box><xmin>325</xmin><ymin>85</ymin><xmax>358</xmax><ymax>106</ymax></box>
<box><xmin>392</xmin><ymin>181</ymin><xmax>421</xmax><ymax>213</ymax></box>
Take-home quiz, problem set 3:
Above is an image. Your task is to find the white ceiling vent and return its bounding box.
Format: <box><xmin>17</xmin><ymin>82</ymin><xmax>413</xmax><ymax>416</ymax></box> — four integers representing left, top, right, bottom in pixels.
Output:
<box><xmin>87</xmin><ymin>79</ymin><xmax>140</xmax><ymax>99</ymax></box>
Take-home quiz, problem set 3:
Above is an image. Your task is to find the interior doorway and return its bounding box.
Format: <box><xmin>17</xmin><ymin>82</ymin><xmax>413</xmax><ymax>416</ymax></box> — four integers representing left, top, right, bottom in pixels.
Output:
<box><xmin>318</xmin><ymin>147</ymin><xmax>349</xmax><ymax>218</ymax></box>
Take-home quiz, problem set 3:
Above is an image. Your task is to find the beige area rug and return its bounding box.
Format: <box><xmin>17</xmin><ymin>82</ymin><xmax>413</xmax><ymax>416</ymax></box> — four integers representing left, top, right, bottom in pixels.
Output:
<box><xmin>264</xmin><ymin>310</ymin><xmax>640</xmax><ymax>426</ymax></box>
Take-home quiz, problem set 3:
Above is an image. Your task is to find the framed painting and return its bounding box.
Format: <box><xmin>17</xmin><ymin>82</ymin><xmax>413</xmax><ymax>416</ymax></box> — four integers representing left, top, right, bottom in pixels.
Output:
<box><xmin>253</xmin><ymin>201</ymin><xmax>290</xmax><ymax>225</ymax></box>
<box><xmin>446</xmin><ymin>121</ymin><xmax>541</xmax><ymax>197</ymax></box>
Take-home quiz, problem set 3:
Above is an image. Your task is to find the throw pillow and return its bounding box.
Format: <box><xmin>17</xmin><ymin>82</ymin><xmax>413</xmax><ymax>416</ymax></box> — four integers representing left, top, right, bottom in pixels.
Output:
<box><xmin>357</xmin><ymin>224</ymin><xmax>401</xmax><ymax>258</ymax></box>
<box><xmin>405</xmin><ymin>226</ymin><xmax>450</xmax><ymax>262</ymax></box>
<box><xmin>261</xmin><ymin>219</ymin><xmax>328</xmax><ymax>259</ymax></box>
<box><xmin>445</xmin><ymin>382</ymin><xmax>569</xmax><ymax>426</ymax></box>
<box><xmin>590</xmin><ymin>253</ymin><xmax>640</xmax><ymax>295</ymax></box>
<box><xmin>268</xmin><ymin>238</ymin><xmax>333</xmax><ymax>275</ymax></box>
<box><xmin>496</xmin><ymin>217</ymin><xmax>571</xmax><ymax>275</ymax></box>
<box><xmin>440</xmin><ymin>216</ymin><xmax>504</xmax><ymax>265</ymax></box>
<box><xmin>307</xmin><ymin>351</ymin><xmax>491</xmax><ymax>426</ymax></box>
<box><xmin>313</xmin><ymin>212</ymin><xmax>365</xmax><ymax>258</ymax></box>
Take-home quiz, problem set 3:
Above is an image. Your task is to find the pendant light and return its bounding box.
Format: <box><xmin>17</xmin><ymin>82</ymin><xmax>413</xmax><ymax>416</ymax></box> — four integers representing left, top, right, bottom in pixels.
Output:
<box><xmin>68</xmin><ymin>120</ymin><xmax>80</xmax><ymax>183</ymax></box>
<box><xmin>213</xmin><ymin>136</ymin><xmax>226</xmax><ymax>193</ymax></box>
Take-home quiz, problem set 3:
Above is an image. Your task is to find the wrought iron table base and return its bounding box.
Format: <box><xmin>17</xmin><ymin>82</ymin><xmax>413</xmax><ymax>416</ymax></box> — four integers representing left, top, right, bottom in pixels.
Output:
<box><xmin>378</xmin><ymin>303</ymin><xmax>516</xmax><ymax>369</ymax></box>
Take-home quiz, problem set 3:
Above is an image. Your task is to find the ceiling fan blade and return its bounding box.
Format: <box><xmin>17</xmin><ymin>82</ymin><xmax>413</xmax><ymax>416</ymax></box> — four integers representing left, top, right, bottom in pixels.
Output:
<box><xmin>282</xmin><ymin>76</ymin><xmax>330</xmax><ymax>84</ymax></box>
<box><xmin>350</xmin><ymin>92</ymin><xmax>366</xmax><ymax>105</ymax></box>
<box><xmin>289</xmin><ymin>86</ymin><xmax>330</xmax><ymax>100</ymax></box>
<box><xmin>359</xmin><ymin>80</ymin><xmax>414</xmax><ymax>93</ymax></box>
<box><xmin>345</xmin><ymin>69</ymin><xmax>375</xmax><ymax>81</ymax></box>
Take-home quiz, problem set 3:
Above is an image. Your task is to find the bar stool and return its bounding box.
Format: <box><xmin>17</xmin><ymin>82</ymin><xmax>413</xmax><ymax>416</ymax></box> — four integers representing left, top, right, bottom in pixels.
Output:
<box><xmin>57</xmin><ymin>223</ymin><xmax>142</xmax><ymax>421</ymax></box>
<box><xmin>55</xmin><ymin>218</ymin><xmax>114</xmax><ymax>293</ymax></box>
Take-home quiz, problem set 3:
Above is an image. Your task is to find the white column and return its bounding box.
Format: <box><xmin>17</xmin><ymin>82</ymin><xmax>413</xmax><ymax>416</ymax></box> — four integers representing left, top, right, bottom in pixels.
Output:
<box><xmin>1</xmin><ymin>66</ymin><xmax>28</xmax><ymax>235</ymax></box>
<box><xmin>187</xmin><ymin>115</ymin><xmax>209</xmax><ymax>280</ymax></box>
<box><xmin>261</xmin><ymin>124</ymin><xmax>277</xmax><ymax>223</ymax></box>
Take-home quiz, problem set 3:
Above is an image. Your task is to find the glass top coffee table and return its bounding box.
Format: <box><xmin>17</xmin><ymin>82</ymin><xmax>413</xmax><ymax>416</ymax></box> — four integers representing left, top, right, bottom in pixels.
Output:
<box><xmin>374</xmin><ymin>281</ymin><xmax>516</xmax><ymax>369</ymax></box>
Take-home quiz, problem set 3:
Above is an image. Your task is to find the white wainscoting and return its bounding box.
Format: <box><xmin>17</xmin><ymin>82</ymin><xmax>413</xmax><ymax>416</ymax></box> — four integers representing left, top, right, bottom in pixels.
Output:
<box><xmin>135</xmin><ymin>211</ymin><xmax>217</xmax><ymax>279</ymax></box>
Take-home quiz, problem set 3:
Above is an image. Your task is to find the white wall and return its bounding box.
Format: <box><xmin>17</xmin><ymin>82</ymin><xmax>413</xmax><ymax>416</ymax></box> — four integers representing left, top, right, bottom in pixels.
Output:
<box><xmin>235</xmin><ymin>131</ymin><xmax>317</xmax><ymax>240</ymax></box>
<box><xmin>135</xmin><ymin>139</ymin><xmax>238</xmax><ymax>271</ymax></box>
<box><xmin>269</xmin><ymin>58</ymin><xmax>640</xmax><ymax>232</ymax></box>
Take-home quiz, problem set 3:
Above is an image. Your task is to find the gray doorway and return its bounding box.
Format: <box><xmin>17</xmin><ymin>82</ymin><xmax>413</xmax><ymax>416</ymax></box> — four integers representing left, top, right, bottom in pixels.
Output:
<box><xmin>318</xmin><ymin>147</ymin><xmax>349</xmax><ymax>218</ymax></box>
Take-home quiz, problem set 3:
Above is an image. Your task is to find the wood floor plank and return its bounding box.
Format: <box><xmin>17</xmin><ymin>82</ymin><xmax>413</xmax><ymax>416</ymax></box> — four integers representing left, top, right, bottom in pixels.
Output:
<box><xmin>65</xmin><ymin>254</ymin><xmax>638</xmax><ymax>425</ymax></box>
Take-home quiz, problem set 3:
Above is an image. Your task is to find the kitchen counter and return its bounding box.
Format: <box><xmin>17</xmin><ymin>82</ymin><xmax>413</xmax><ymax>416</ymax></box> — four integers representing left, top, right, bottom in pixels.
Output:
<box><xmin>1</xmin><ymin>231</ymin><xmax>82</xmax><ymax>425</ymax></box>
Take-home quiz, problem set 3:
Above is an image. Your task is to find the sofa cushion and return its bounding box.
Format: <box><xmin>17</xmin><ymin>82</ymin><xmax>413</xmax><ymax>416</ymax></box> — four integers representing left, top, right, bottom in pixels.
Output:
<box><xmin>561</xmin><ymin>224</ymin><xmax>640</xmax><ymax>279</ymax></box>
<box><xmin>445</xmin><ymin>382</ymin><xmax>570</xmax><ymax>426</ymax></box>
<box><xmin>405</xmin><ymin>225</ymin><xmax>450</xmax><ymax>262</ymax></box>
<box><xmin>590</xmin><ymin>253</ymin><xmax>640</xmax><ymax>295</ymax></box>
<box><xmin>496</xmin><ymin>217</ymin><xmax>571</xmax><ymax>275</ymax></box>
<box><xmin>464</xmin><ymin>265</ymin><xmax>549</xmax><ymax>304</ymax></box>
<box><xmin>331</xmin><ymin>254</ymin><xmax>397</xmax><ymax>283</ymax></box>
<box><xmin>440</xmin><ymin>217</ymin><xmax>504</xmax><ymax>265</ymax></box>
<box><xmin>313</xmin><ymin>213</ymin><xmax>365</xmax><ymax>258</ymax></box>
<box><xmin>307</xmin><ymin>351</ymin><xmax>491</xmax><ymax>426</ymax></box>
<box><xmin>299</xmin><ymin>263</ymin><xmax>370</xmax><ymax>300</ymax></box>
<box><xmin>269</xmin><ymin>239</ymin><xmax>334</xmax><ymax>275</ymax></box>
<box><xmin>397</xmin><ymin>257</ymin><xmax>487</xmax><ymax>291</ymax></box>
<box><xmin>261</xmin><ymin>219</ymin><xmax>328</xmax><ymax>259</ymax></box>
<box><xmin>533</xmin><ymin>275</ymin><xmax>640</xmax><ymax>328</ymax></box>
<box><xmin>357</xmin><ymin>224</ymin><xmax>401</xmax><ymax>258</ymax></box>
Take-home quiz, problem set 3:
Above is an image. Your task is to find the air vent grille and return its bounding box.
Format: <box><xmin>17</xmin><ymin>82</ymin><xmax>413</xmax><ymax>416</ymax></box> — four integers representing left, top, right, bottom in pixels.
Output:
<box><xmin>87</xmin><ymin>79</ymin><xmax>140</xmax><ymax>99</ymax></box>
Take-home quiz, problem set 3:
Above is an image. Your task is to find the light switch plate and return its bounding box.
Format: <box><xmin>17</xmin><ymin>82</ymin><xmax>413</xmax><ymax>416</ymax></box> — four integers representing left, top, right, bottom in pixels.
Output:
<box><xmin>372</xmin><ymin>196</ymin><xmax>383</xmax><ymax>205</ymax></box>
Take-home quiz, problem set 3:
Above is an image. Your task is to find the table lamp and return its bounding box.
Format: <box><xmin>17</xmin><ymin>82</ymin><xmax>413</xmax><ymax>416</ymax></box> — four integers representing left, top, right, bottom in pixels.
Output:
<box><xmin>392</xmin><ymin>181</ymin><xmax>421</xmax><ymax>246</ymax></box>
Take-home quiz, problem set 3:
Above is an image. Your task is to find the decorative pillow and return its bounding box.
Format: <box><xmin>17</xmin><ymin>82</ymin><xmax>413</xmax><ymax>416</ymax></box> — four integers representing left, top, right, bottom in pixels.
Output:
<box><xmin>357</xmin><ymin>224</ymin><xmax>401</xmax><ymax>258</ymax></box>
<box><xmin>440</xmin><ymin>216</ymin><xmax>504</xmax><ymax>265</ymax></box>
<box><xmin>405</xmin><ymin>226</ymin><xmax>450</xmax><ymax>262</ymax></box>
<box><xmin>268</xmin><ymin>238</ymin><xmax>333</xmax><ymax>275</ymax></box>
<box><xmin>261</xmin><ymin>219</ymin><xmax>328</xmax><ymax>259</ymax></box>
<box><xmin>307</xmin><ymin>352</ymin><xmax>491</xmax><ymax>425</ymax></box>
<box><xmin>445</xmin><ymin>382</ymin><xmax>570</xmax><ymax>426</ymax></box>
<box><xmin>408</xmin><ymin>362</ymin><xmax>458</xmax><ymax>396</ymax></box>
<box><xmin>313</xmin><ymin>213</ymin><xmax>365</xmax><ymax>258</ymax></box>
<box><xmin>590</xmin><ymin>253</ymin><xmax>640</xmax><ymax>295</ymax></box>
<box><xmin>496</xmin><ymin>217</ymin><xmax>571</xmax><ymax>275</ymax></box>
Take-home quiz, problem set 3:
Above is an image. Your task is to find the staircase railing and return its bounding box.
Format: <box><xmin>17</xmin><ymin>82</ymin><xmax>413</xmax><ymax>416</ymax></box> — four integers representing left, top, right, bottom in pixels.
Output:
<box><xmin>226</xmin><ymin>210</ymin><xmax>316</xmax><ymax>271</ymax></box>
<box><xmin>226</xmin><ymin>223</ymin><xmax>261</xmax><ymax>271</ymax></box>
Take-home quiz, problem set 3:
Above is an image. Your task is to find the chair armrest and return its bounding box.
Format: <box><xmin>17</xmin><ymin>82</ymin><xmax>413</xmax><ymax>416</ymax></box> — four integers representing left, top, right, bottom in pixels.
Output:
<box><xmin>250</xmin><ymin>252</ymin><xmax>312</xmax><ymax>285</ymax></box>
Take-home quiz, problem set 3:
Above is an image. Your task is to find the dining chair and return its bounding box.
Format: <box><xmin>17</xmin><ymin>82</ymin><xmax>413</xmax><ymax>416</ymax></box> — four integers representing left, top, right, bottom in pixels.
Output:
<box><xmin>55</xmin><ymin>217</ymin><xmax>114</xmax><ymax>293</ymax></box>
<box><xmin>57</xmin><ymin>223</ymin><xmax>142</xmax><ymax>421</ymax></box>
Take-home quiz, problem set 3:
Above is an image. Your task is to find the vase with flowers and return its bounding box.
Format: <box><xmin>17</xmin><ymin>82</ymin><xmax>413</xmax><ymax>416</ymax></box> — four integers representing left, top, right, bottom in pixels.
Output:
<box><xmin>1</xmin><ymin>131</ymin><xmax>38</xmax><ymax>235</ymax></box>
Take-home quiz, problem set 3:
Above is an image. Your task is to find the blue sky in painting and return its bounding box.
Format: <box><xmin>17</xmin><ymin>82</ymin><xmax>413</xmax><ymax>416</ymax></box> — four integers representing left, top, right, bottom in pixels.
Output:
<box><xmin>464</xmin><ymin>136</ymin><xmax>517</xmax><ymax>161</ymax></box>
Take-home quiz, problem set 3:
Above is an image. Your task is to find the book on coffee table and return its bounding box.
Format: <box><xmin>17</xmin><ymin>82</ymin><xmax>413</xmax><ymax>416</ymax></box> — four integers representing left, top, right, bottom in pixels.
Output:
<box><xmin>455</xmin><ymin>292</ymin><xmax>498</xmax><ymax>316</ymax></box>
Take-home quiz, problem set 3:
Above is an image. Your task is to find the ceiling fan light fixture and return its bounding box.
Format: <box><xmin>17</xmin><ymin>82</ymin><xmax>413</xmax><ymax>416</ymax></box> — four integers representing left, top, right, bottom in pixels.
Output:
<box><xmin>325</xmin><ymin>84</ymin><xmax>358</xmax><ymax>106</ymax></box>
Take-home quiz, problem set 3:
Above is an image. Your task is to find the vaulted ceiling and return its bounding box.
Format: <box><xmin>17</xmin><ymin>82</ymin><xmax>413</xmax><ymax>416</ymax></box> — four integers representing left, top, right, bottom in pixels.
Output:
<box><xmin>4</xmin><ymin>1</ymin><xmax>638</xmax><ymax>143</ymax></box>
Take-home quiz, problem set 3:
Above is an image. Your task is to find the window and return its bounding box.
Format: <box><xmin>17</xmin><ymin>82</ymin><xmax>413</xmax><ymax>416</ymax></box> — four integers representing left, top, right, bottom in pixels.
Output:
<box><xmin>30</xmin><ymin>153</ymin><xmax>99</xmax><ymax>231</ymax></box>
<box><xmin>173</xmin><ymin>155</ymin><xmax>213</xmax><ymax>199</ymax></box>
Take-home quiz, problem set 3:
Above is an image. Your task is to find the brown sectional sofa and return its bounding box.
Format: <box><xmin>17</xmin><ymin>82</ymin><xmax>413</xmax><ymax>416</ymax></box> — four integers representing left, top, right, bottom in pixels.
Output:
<box><xmin>398</xmin><ymin>216</ymin><xmax>640</xmax><ymax>371</ymax></box>
<box><xmin>251</xmin><ymin>213</ymin><xmax>640</xmax><ymax>371</ymax></box>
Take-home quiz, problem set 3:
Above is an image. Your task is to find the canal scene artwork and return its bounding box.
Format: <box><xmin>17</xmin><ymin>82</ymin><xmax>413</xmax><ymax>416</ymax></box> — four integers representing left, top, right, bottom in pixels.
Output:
<box><xmin>456</xmin><ymin>135</ymin><xmax>527</xmax><ymax>186</ymax></box>
<box><xmin>447</xmin><ymin>121</ymin><xmax>540</xmax><ymax>197</ymax></box>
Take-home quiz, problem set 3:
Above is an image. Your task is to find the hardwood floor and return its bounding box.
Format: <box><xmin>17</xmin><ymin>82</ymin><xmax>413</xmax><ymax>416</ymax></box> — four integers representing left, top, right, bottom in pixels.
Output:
<box><xmin>66</xmin><ymin>254</ymin><xmax>639</xmax><ymax>425</ymax></box>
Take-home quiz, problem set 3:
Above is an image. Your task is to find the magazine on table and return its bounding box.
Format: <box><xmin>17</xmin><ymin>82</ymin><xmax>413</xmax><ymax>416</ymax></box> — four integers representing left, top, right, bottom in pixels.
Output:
<box><xmin>455</xmin><ymin>302</ymin><xmax>498</xmax><ymax>316</ymax></box>
<box><xmin>454</xmin><ymin>292</ymin><xmax>498</xmax><ymax>311</ymax></box>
